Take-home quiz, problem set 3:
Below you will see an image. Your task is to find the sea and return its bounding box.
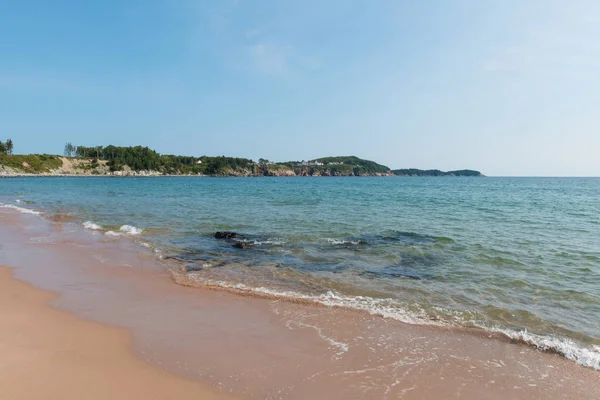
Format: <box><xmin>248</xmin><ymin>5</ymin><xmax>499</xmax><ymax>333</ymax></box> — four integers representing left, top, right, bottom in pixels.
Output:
<box><xmin>1</xmin><ymin>176</ymin><xmax>599</xmax><ymax>371</ymax></box>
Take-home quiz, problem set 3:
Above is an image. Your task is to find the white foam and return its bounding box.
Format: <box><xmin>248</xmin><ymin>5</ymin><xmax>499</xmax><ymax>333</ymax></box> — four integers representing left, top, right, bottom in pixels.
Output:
<box><xmin>289</xmin><ymin>321</ymin><xmax>349</xmax><ymax>357</ymax></box>
<box><xmin>183</xmin><ymin>272</ymin><xmax>600</xmax><ymax>371</ymax></box>
<box><xmin>237</xmin><ymin>238</ymin><xmax>286</xmax><ymax>246</ymax></box>
<box><xmin>325</xmin><ymin>238</ymin><xmax>361</xmax><ymax>245</ymax></box>
<box><xmin>83</xmin><ymin>221</ymin><xmax>103</xmax><ymax>230</ymax></box>
<box><xmin>185</xmin><ymin>274</ymin><xmax>441</xmax><ymax>327</ymax></box>
<box><xmin>256</xmin><ymin>238</ymin><xmax>286</xmax><ymax>245</ymax></box>
<box><xmin>119</xmin><ymin>225</ymin><xmax>143</xmax><ymax>235</ymax></box>
<box><xmin>492</xmin><ymin>329</ymin><xmax>600</xmax><ymax>371</ymax></box>
<box><xmin>0</xmin><ymin>204</ymin><xmax>41</xmax><ymax>215</ymax></box>
<box><xmin>105</xmin><ymin>231</ymin><xmax>121</xmax><ymax>237</ymax></box>
<box><xmin>15</xmin><ymin>199</ymin><xmax>21</xmax><ymax>203</ymax></box>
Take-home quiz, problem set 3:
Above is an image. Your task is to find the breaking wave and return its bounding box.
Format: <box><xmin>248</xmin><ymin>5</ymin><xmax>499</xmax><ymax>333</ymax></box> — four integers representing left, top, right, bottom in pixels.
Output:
<box><xmin>0</xmin><ymin>203</ymin><xmax>42</xmax><ymax>215</ymax></box>
<box><xmin>105</xmin><ymin>225</ymin><xmax>143</xmax><ymax>236</ymax></box>
<box><xmin>493</xmin><ymin>328</ymin><xmax>600</xmax><ymax>371</ymax></box>
<box><xmin>83</xmin><ymin>221</ymin><xmax>103</xmax><ymax>230</ymax></box>
<box><xmin>325</xmin><ymin>238</ymin><xmax>363</xmax><ymax>246</ymax></box>
<box><xmin>234</xmin><ymin>238</ymin><xmax>286</xmax><ymax>246</ymax></box>
<box><xmin>178</xmin><ymin>273</ymin><xmax>448</xmax><ymax>327</ymax></box>
<box><xmin>120</xmin><ymin>225</ymin><xmax>143</xmax><ymax>235</ymax></box>
<box><xmin>175</xmin><ymin>272</ymin><xmax>600</xmax><ymax>371</ymax></box>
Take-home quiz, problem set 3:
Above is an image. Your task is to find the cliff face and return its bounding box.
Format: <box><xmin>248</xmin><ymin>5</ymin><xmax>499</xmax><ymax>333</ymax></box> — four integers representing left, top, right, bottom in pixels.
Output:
<box><xmin>218</xmin><ymin>164</ymin><xmax>392</xmax><ymax>177</ymax></box>
<box><xmin>292</xmin><ymin>168</ymin><xmax>394</xmax><ymax>177</ymax></box>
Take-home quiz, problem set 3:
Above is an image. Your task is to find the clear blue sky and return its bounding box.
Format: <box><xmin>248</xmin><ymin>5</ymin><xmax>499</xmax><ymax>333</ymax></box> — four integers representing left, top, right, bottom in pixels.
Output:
<box><xmin>1</xmin><ymin>0</ymin><xmax>599</xmax><ymax>176</ymax></box>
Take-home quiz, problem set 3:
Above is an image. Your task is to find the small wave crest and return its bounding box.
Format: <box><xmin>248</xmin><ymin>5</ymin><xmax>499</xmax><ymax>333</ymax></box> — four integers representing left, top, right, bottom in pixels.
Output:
<box><xmin>493</xmin><ymin>329</ymin><xmax>600</xmax><ymax>371</ymax></box>
<box><xmin>83</xmin><ymin>221</ymin><xmax>103</xmax><ymax>230</ymax></box>
<box><xmin>176</xmin><ymin>271</ymin><xmax>600</xmax><ymax>371</ymax></box>
<box><xmin>0</xmin><ymin>203</ymin><xmax>42</xmax><ymax>215</ymax></box>
<box><xmin>120</xmin><ymin>225</ymin><xmax>143</xmax><ymax>235</ymax></box>
<box><xmin>325</xmin><ymin>238</ymin><xmax>362</xmax><ymax>246</ymax></box>
<box><xmin>179</xmin><ymin>273</ymin><xmax>443</xmax><ymax>327</ymax></box>
<box><xmin>105</xmin><ymin>225</ymin><xmax>143</xmax><ymax>237</ymax></box>
<box><xmin>235</xmin><ymin>238</ymin><xmax>286</xmax><ymax>246</ymax></box>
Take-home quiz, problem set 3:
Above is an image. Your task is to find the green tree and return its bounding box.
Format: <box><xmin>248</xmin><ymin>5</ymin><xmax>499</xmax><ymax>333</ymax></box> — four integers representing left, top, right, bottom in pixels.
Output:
<box><xmin>5</xmin><ymin>138</ymin><xmax>13</xmax><ymax>154</ymax></box>
<box><xmin>0</xmin><ymin>140</ymin><xmax>6</xmax><ymax>154</ymax></box>
<box><xmin>64</xmin><ymin>142</ymin><xmax>75</xmax><ymax>157</ymax></box>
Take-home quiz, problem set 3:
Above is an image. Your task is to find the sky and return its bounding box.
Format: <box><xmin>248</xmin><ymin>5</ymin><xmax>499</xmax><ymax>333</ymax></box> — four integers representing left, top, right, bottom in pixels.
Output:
<box><xmin>1</xmin><ymin>0</ymin><xmax>599</xmax><ymax>176</ymax></box>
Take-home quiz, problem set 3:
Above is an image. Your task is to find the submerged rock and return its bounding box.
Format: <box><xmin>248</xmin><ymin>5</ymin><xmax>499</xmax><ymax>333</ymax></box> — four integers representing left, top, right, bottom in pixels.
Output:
<box><xmin>215</xmin><ymin>231</ymin><xmax>241</xmax><ymax>239</ymax></box>
<box><xmin>183</xmin><ymin>263</ymin><xmax>203</xmax><ymax>272</ymax></box>
<box><xmin>232</xmin><ymin>241</ymin><xmax>253</xmax><ymax>249</ymax></box>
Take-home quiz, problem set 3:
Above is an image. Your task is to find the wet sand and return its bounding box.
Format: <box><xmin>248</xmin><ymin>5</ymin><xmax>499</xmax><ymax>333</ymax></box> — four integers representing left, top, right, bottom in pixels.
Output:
<box><xmin>1</xmin><ymin>208</ymin><xmax>599</xmax><ymax>399</ymax></box>
<box><xmin>0</xmin><ymin>266</ymin><xmax>230</xmax><ymax>400</ymax></box>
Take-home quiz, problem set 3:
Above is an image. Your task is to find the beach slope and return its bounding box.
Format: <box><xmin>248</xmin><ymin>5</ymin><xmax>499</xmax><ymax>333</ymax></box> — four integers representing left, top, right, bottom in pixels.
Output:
<box><xmin>0</xmin><ymin>266</ymin><xmax>229</xmax><ymax>400</ymax></box>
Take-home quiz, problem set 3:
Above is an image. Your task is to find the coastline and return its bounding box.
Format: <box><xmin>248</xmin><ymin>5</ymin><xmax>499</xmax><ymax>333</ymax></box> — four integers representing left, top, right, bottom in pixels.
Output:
<box><xmin>1</xmin><ymin>153</ymin><xmax>480</xmax><ymax>177</ymax></box>
<box><xmin>0</xmin><ymin>265</ymin><xmax>232</xmax><ymax>400</ymax></box>
<box><xmin>0</xmin><ymin>172</ymin><xmax>395</xmax><ymax>178</ymax></box>
<box><xmin>0</xmin><ymin>173</ymin><xmax>209</xmax><ymax>178</ymax></box>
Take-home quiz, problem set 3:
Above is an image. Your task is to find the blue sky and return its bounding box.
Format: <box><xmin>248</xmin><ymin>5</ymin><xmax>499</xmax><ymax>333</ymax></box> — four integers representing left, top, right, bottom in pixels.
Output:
<box><xmin>1</xmin><ymin>0</ymin><xmax>599</xmax><ymax>176</ymax></box>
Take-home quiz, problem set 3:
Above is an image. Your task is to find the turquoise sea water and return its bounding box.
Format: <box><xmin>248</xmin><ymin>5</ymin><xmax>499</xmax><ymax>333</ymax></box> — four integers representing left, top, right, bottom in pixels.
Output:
<box><xmin>1</xmin><ymin>176</ymin><xmax>599</xmax><ymax>368</ymax></box>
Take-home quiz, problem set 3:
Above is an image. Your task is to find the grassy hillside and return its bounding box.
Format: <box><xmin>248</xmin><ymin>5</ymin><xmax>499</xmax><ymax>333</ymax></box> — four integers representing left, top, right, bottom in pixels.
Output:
<box><xmin>0</xmin><ymin>154</ymin><xmax>63</xmax><ymax>173</ymax></box>
<box><xmin>313</xmin><ymin>156</ymin><xmax>390</xmax><ymax>174</ymax></box>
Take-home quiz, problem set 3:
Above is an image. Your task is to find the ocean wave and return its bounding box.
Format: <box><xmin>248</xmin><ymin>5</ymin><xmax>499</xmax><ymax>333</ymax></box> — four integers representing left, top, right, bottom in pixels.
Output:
<box><xmin>492</xmin><ymin>328</ymin><xmax>600</xmax><ymax>371</ymax></box>
<box><xmin>0</xmin><ymin>203</ymin><xmax>42</xmax><ymax>215</ymax></box>
<box><xmin>83</xmin><ymin>221</ymin><xmax>103</xmax><ymax>230</ymax></box>
<box><xmin>235</xmin><ymin>238</ymin><xmax>286</xmax><ymax>246</ymax></box>
<box><xmin>120</xmin><ymin>225</ymin><xmax>143</xmax><ymax>235</ymax></box>
<box><xmin>325</xmin><ymin>238</ymin><xmax>362</xmax><ymax>246</ymax></box>
<box><xmin>176</xmin><ymin>271</ymin><xmax>600</xmax><ymax>371</ymax></box>
<box><xmin>256</xmin><ymin>238</ymin><xmax>286</xmax><ymax>246</ymax></box>
<box><xmin>180</xmin><ymin>273</ymin><xmax>443</xmax><ymax>327</ymax></box>
<box><xmin>104</xmin><ymin>225</ymin><xmax>143</xmax><ymax>237</ymax></box>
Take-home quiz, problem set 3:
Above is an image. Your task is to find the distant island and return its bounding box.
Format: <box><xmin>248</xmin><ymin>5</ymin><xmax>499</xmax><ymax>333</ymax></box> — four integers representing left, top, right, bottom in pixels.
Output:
<box><xmin>0</xmin><ymin>141</ymin><xmax>483</xmax><ymax>177</ymax></box>
<box><xmin>392</xmin><ymin>169</ymin><xmax>483</xmax><ymax>177</ymax></box>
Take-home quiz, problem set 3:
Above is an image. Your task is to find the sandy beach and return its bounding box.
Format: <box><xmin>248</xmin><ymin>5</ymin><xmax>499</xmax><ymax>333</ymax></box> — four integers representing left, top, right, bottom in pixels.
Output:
<box><xmin>0</xmin><ymin>266</ymin><xmax>230</xmax><ymax>400</ymax></box>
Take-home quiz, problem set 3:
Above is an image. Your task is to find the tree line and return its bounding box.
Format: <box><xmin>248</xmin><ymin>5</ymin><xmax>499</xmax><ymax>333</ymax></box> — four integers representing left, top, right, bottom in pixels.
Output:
<box><xmin>0</xmin><ymin>138</ymin><xmax>14</xmax><ymax>154</ymax></box>
<box><xmin>64</xmin><ymin>143</ymin><xmax>255</xmax><ymax>174</ymax></box>
<box><xmin>62</xmin><ymin>143</ymin><xmax>399</xmax><ymax>176</ymax></box>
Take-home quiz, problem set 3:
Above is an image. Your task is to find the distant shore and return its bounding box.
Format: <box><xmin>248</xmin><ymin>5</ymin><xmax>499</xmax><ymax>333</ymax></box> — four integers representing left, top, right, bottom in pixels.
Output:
<box><xmin>1</xmin><ymin>148</ymin><xmax>483</xmax><ymax>177</ymax></box>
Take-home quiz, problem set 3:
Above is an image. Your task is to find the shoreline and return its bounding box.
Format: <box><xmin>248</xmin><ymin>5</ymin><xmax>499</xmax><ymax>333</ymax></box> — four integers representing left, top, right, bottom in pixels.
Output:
<box><xmin>0</xmin><ymin>265</ymin><xmax>232</xmax><ymax>400</ymax></box>
<box><xmin>1</xmin><ymin>207</ymin><xmax>599</xmax><ymax>398</ymax></box>
<box><xmin>0</xmin><ymin>173</ymin><xmax>398</xmax><ymax>178</ymax></box>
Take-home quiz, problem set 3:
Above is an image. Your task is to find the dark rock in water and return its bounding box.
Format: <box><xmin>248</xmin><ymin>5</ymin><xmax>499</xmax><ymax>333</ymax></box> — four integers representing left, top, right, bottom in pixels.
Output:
<box><xmin>184</xmin><ymin>263</ymin><xmax>204</xmax><ymax>272</ymax></box>
<box><xmin>232</xmin><ymin>241</ymin><xmax>253</xmax><ymax>249</ymax></box>
<box><xmin>215</xmin><ymin>231</ymin><xmax>241</xmax><ymax>239</ymax></box>
<box><xmin>387</xmin><ymin>272</ymin><xmax>422</xmax><ymax>280</ymax></box>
